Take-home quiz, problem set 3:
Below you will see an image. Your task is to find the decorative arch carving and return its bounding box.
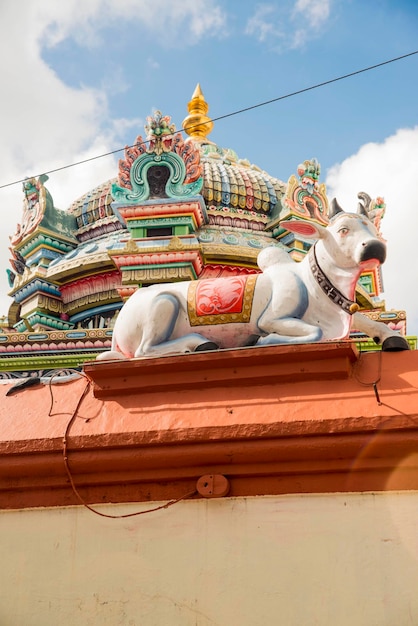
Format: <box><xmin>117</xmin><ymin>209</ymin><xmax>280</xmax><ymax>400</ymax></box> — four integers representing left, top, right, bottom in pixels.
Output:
<box><xmin>112</xmin><ymin>111</ymin><xmax>203</xmax><ymax>204</ymax></box>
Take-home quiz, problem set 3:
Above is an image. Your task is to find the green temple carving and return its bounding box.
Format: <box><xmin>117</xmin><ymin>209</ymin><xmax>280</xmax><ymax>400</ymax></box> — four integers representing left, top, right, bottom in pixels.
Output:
<box><xmin>112</xmin><ymin>110</ymin><xmax>203</xmax><ymax>204</ymax></box>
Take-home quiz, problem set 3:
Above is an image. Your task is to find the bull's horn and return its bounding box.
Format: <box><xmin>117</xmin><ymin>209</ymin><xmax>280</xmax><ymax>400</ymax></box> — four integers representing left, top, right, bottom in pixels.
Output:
<box><xmin>329</xmin><ymin>198</ymin><xmax>344</xmax><ymax>219</ymax></box>
<box><xmin>357</xmin><ymin>192</ymin><xmax>371</xmax><ymax>218</ymax></box>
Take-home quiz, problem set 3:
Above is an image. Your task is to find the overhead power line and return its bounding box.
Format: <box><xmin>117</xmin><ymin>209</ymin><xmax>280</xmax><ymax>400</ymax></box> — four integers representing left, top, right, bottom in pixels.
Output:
<box><xmin>1</xmin><ymin>49</ymin><xmax>417</xmax><ymax>191</ymax></box>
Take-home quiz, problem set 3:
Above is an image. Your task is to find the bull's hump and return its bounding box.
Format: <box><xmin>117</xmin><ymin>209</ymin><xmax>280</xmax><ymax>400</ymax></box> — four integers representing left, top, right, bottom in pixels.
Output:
<box><xmin>257</xmin><ymin>246</ymin><xmax>291</xmax><ymax>271</ymax></box>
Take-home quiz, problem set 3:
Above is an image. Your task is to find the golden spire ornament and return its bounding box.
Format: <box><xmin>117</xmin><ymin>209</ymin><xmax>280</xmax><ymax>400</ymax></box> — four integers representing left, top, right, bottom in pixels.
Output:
<box><xmin>182</xmin><ymin>83</ymin><xmax>214</xmax><ymax>141</ymax></box>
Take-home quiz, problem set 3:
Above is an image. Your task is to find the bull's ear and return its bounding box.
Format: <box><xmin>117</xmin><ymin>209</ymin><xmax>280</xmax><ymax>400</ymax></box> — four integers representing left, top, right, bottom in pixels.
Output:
<box><xmin>285</xmin><ymin>219</ymin><xmax>327</xmax><ymax>240</ymax></box>
<box><xmin>329</xmin><ymin>198</ymin><xmax>344</xmax><ymax>220</ymax></box>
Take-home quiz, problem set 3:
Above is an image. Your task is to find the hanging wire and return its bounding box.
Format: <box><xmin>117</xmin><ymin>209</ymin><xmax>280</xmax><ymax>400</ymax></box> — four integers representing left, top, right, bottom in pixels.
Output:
<box><xmin>62</xmin><ymin>378</ymin><xmax>196</xmax><ymax>519</ymax></box>
<box><xmin>48</xmin><ymin>368</ymin><xmax>91</xmax><ymax>417</ymax></box>
<box><xmin>353</xmin><ymin>344</ymin><xmax>383</xmax><ymax>405</ymax></box>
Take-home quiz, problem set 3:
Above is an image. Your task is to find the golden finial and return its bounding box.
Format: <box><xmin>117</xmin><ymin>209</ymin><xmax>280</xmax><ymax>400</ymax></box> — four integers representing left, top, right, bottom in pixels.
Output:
<box><xmin>182</xmin><ymin>83</ymin><xmax>214</xmax><ymax>140</ymax></box>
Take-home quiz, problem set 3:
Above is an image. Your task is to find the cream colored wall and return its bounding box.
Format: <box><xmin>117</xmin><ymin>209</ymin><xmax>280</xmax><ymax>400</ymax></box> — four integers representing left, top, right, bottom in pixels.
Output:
<box><xmin>1</xmin><ymin>492</ymin><xmax>418</xmax><ymax>626</ymax></box>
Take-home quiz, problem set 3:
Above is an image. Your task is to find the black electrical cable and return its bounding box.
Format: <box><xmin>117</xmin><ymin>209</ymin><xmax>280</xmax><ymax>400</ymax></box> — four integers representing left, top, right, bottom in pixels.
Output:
<box><xmin>62</xmin><ymin>379</ymin><xmax>197</xmax><ymax>518</ymax></box>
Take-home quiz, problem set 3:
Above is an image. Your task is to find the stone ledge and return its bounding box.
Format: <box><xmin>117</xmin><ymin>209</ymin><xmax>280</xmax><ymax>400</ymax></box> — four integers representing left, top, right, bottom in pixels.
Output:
<box><xmin>83</xmin><ymin>342</ymin><xmax>359</xmax><ymax>398</ymax></box>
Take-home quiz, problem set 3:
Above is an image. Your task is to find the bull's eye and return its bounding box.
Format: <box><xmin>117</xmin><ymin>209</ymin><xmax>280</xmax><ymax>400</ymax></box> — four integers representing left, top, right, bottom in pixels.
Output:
<box><xmin>338</xmin><ymin>227</ymin><xmax>349</xmax><ymax>236</ymax></box>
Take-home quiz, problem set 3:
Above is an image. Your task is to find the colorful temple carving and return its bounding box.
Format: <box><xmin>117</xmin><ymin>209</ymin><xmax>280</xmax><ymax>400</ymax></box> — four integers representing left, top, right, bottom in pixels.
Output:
<box><xmin>0</xmin><ymin>86</ymin><xmax>413</xmax><ymax>378</ymax></box>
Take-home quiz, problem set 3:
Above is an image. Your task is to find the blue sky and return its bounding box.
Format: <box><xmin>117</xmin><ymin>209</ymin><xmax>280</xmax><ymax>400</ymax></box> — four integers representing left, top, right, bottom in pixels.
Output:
<box><xmin>1</xmin><ymin>0</ymin><xmax>417</xmax><ymax>334</ymax></box>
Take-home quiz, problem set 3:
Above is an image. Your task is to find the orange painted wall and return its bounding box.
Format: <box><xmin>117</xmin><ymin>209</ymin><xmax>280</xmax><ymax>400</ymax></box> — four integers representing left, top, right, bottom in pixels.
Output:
<box><xmin>1</xmin><ymin>342</ymin><xmax>418</xmax><ymax>508</ymax></box>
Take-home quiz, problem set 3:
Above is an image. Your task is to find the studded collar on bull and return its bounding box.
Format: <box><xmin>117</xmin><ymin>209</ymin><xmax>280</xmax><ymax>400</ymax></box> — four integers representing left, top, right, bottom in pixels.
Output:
<box><xmin>309</xmin><ymin>243</ymin><xmax>360</xmax><ymax>315</ymax></box>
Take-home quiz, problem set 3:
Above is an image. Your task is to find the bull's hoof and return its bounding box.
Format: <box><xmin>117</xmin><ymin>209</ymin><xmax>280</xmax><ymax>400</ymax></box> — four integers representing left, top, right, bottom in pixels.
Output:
<box><xmin>194</xmin><ymin>342</ymin><xmax>219</xmax><ymax>352</ymax></box>
<box><xmin>382</xmin><ymin>336</ymin><xmax>410</xmax><ymax>352</ymax></box>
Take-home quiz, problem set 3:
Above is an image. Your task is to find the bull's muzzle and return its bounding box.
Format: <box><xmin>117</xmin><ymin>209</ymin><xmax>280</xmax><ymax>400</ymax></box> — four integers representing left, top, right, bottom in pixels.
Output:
<box><xmin>360</xmin><ymin>240</ymin><xmax>386</xmax><ymax>264</ymax></box>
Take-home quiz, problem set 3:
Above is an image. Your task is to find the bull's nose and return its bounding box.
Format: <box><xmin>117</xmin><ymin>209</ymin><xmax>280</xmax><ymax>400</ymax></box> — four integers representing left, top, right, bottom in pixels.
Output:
<box><xmin>360</xmin><ymin>240</ymin><xmax>386</xmax><ymax>264</ymax></box>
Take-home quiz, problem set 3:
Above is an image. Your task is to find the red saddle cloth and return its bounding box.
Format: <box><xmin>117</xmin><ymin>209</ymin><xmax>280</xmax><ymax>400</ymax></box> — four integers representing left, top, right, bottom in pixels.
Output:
<box><xmin>187</xmin><ymin>275</ymin><xmax>257</xmax><ymax>326</ymax></box>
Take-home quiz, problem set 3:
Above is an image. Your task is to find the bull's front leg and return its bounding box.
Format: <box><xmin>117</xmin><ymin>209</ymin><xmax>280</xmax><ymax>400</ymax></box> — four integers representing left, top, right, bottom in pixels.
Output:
<box><xmin>352</xmin><ymin>312</ymin><xmax>410</xmax><ymax>351</ymax></box>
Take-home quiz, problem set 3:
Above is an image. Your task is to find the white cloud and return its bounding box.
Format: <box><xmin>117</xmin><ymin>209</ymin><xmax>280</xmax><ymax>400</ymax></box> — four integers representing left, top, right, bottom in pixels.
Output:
<box><xmin>111</xmin><ymin>0</ymin><xmax>228</xmax><ymax>42</ymax></box>
<box><xmin>293</xmin><ymin>0</ymin><xmax>331</xmax><ymax>29</ymax></box>
<box><xmin>245</xmin><ymin>5</ymin><xmax>284</xmax><ymax>43</ymax></box>
<box><xmin>290</xmin><ymin>0</ymin><xmax>331</xmax><ymax>48</ymax></box>
<box><xmin>37</xmin><ymin>0</ymin><xmax>228</xmax><ymax>48</ymax></box>
<box><xmin>326</xmin><ymin>127</ymin><xmax>418</xmax><ymax>336</ymax></box>
<box><xmin>246</xmin><ymin>0</ymin><xmax>332</xmax><ymax>50</ymax></box>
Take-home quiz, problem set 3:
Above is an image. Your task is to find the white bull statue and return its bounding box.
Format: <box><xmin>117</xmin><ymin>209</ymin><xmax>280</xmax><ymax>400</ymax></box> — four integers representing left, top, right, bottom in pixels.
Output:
<box><xmin>97</xmin><ymin>198</ymin><xmax>409</xmax><ymax>360</ymax></box>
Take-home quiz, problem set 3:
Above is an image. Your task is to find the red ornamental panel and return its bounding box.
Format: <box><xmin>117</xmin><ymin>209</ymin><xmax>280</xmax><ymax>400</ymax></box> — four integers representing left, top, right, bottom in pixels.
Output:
<box><xmin>187</xmin><ymin>275</ymin><xmax>257</xmax><ymax>326</ymax></box>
